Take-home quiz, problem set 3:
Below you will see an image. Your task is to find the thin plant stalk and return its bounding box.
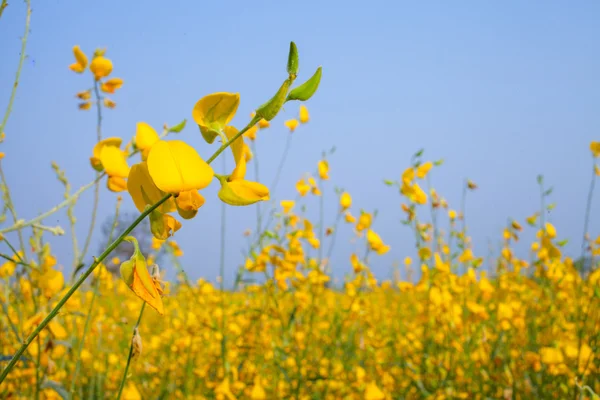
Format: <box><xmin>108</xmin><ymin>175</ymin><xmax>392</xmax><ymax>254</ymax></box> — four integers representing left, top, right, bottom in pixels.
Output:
<box><xmin>115</xmin><ymin>302</ymin><xmax>146</xmax><ymax>400</ymax></box>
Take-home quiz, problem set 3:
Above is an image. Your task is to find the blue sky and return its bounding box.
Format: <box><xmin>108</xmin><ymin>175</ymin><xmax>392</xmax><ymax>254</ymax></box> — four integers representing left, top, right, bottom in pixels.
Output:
<box><xmin>0</xmin><ymin>1</ymin><xmax>599</xmax><ymax>285</ymax></box>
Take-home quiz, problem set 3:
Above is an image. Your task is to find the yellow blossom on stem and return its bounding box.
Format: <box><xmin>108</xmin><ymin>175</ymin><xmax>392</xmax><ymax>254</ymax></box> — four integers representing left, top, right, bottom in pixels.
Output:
<box><xmin>416</xmin><ymin>161</ymin><xmax>433</xmax><ymax>179</ymax></box>
<box><xmin>340</xmin><ymin>192</ymin><xmax>352</xmax><ymax>210</ymax></box>
<box><xmin>281</xmin><ymin>200</ymin><xmax>295</xmax><ymax>214</ymax></box>
<box><xmin>192</xmin><ymin>92</ymin><xmax>240</xmax><ymax>144</ymax></box>
<box><xmin>90</xmin><ymin>52</ymin><xmax>113</xmax><ymax>80</ymax></box>
<box><xmin>69</xmin><ymin>45</ymin><xmax>88</xmax><ymax>73</ymax></box>
<box><xmin>285</xmin><ymin>119</ymin><xmax>299</xmax><ymax>132</ymax></box>
<box><xmin>103</xmin><ymin>98</ymin><xmax>116</xmax><ymax>109</ymax></box>
<box><xmin>367</xmin><ymin>230</ymin><xmax>390</xmax><ymax>255</ymax></box>
<box><xmin>590</xmin><ymin>141</ymin><xmax>600</xmax><ymax>157</ymax></box>
<box><xmin>76</xmin><ymin>90</ymin><xmax>91</xmax><ymax>100</ymax></box>
<box><xmin>318</xmin><ymin>160</ymin><xmax>329</xmax><ymax>180</ymax></box>
<box><xmin>299</xmin><ymin>105</ymin><xmax>309</xmax><ymax>123</ymax></box>
<box><xmin>100</xmin><ymin>77</ymin><xmax>123</xmax><ymax>94</ymax></box>
<box><xmin>134</xmin><ymin>122</ymin><xmax>160</xmax><ymax>161</ymax></box>
<box><xmin>78</xmin><ymin>102</ymin><xmax>92</xmax><ymax>110</ymax></box>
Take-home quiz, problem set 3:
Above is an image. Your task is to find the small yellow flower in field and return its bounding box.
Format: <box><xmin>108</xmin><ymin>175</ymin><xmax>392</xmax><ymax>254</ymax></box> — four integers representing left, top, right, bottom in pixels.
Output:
<box><xmin>69</xmin><ymin>45</ymin><xmax>88</xmax><ymax>73</ymax></box>
<box><xmin>419</xmin><ymin>246</ymin><xmax>431</xmax><ymax>260</ymax></box>
<box><xmin>540</xmin><ymin>347</ymin><xmax>564</xmax><ymax>365</ymax></box>
<box><xmin>467</xmin><ymin>179</ymin><xmax>478</xmax><ymax>190</ymax></box>
<box><xmin>526</xmin><ymin>213</ymin><xmax>538</xmax><ymax>226</ymax></box>
<box><xmin>0</xmin><ymin>152</ymin><xmax>4</xmax><ymax>160</ymax></box>
<box><xmin>448</xmin><ymin>209</ymin><xmax>457</xmax><ymax>220</ymax></box>
<box><xmin>122</xmin><ymin>382</ymin><xmax>142</xmax><ymax>400</ymax></box>
<box><xmin>434</xmin><ymin>252</ymin><xmax>449</xmax><ymax>272</ymax></box>
<box><xmin>192</xmin><ymin>92</ymin><xmax>240</xmax><ymax>143</ymax></box>
<box><xmin>511</xmin><ymin>220</ymin><xmax>523</xmax><ymax>231</ymax></box>
<box><xmin>90</xmin><ymin>137</ymin><xmax>130</xmax><ymax>192</ymax></box>
<box><xmin>340</xmin><ymin>192</ymin><xmax>352</xmax><ymax>209</ymax></box>
<box><xmin>458</xmin><ymin>248</ymin><xmax>474</xmax><ymax>263</ymax></box>
<box><xmin>545</xmin><ymin>222</ymin><xmax>556</xmax><ymax>239</ymax></box>
<box><xmin>326</xmin><ymin>227</ymin><xmax>333</xmax><ymax>236</ymax></box>
<box><xmin>296</xmin><ymin>178</ymin><xmax>310</xmax><ymax>196</ymax></box>
<box><xmin>364</xmin><ymin>381</ymin><xmax>385</xmax><ymax>400</ymax></box>
<box><xmin>596</xmin><ymin>165</ymin><xmax>600</xmax><ymax>176</ymax></box>
<box><xmin>76</xmin><ymin>90</ymin><xmax>91</xmax><ymax>100</ymax></box>
<box><xmin>112</xmin><ymin>257</ymin><xmax>120</xmax><ymax>265</ymax></box>
<box><xmin>244</xmin><ymin>124</ymin><xmax>259</xmax><ymax>141</ymax></box>
<box><xmin>147</xmin><ymin>140</ymin><xmax>214</xmax><ymax>194</ymax></box>
<box><xmin>344</xmin><ymin>211</ymin><xmax>356</xmax><ymax>223</ymax></box>
<box><xmin>318</xmin><ymin>160</ymin><xmax>329</xmax><ymax>180</ymax></box>
<box><xmin>250</xmin><ymin>377</ymin><xmax>267</xmax><ymax>399</ymax></box>
<box><xmin>281</xmin><ymin>200</ymin><xmax>295</xmax><ymax>214</ymax></box>
<box><xmin>218</xmin><ymin>126</ymin><xmax>270</xmax><ymax>206</ymax></box>
<box><xmin>367</xmin><ymin>230</ymin><xmax>390</xmax><ymax>255</ymax></box>
<box><xmin>258</xmin><ymin>118</ymin><xmax>270</xmax><ymax>129</ymax></box>
<box><xmin>78</xmin><ymin>102</ymin><xmax>92</xmax><ymax>110</ymax></box>
<box><xmin>285</xmin><ymin>119</ymin><xmax>299</xmax><ymax>132</ymax></box>
<box><xmin>175</xmin><ymin>190</ymin><xmax>205</xmax><ymax>219</ymax></box>
<box><xmin>134</xmin><ymin>122</ymin><xmax>160</xmax><ymax>160</ymax></box>
<box><xmin>299</xmin><ymin>105</ymin><xmax>309</xmax><ymax>123</ymax></box>
<box><xmin>120</xmin><ymin>236</ymin><xmax>164</xmax><ymax>315</ymax></box>
<box><xmin>416</xmin><ymin>161</ymin><xmax>433</xmax><ymax>179</ymax></box>
<box><xmin>356</xmin><ymin>211</ymin><xmax>372</xmax><ymax>231</ymax></box>
<box><xmin>103</xmin><ymin>98</ymin><xmax>116</xmax><ymax>109</ymax></box>
<box><xmin>100</xmin><ymin>77</ymin><xmax>123</xmax><ymax>94</ymax></box>
<box><xmin>350</xmin><ymin>253</ymin><xmax>364</xmax><ymax>273</ymax></box>
<box><xmin>590</xmin><ymin>141</ymin><xmax>600</xmax><ymax>157</ymax></box>
<box><xmin>90</xmin><ymin>52</ymin><xmax>113</xmax><ymax>80</ymax></box>
<box><xmin>402</xmin><ymin>181</ymin><xmax>427</xmax><ymax>204</ymax></box>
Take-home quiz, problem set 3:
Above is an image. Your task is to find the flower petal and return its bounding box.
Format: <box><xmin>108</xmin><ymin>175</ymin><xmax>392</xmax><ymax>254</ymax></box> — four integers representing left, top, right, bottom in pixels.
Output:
<box><xmin>147</xmin><ymin>140</ymin><xmax>214</xmax><ymax>193</ymax></box>
<box><xmin>192</xmin><ymin>92</ymin><xmax>240</xmax><ymax>143</ymax></box>
<box><xmin>100</xmin><ymin>145</ymin><xmax>130</xmax><ymax>178</ymax></box>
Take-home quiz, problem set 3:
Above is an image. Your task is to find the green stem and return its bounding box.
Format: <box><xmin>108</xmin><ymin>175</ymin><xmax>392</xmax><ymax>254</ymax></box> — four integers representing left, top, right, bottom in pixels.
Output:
<box><xmin>580</xmin><ymin>157</ymin><xmax>596</xmax><ymax>261</ymax></box>
<box><xmin>0</xmin><ymin>194</ymin><xmax>171</xmax><ymax>384</ymax></box>
<box><xmin>0</xmin><ymin>0</ymin><xmax>8</xmax><ymax>19</ymax></box>
<box><xmin>70</xmin><ymin>198</ymin><xmax>121</xmax><ymax>397</ymax></box>
<box><xmin>206</xmin><ymin>116</ymin><xmax>259</xmax><ymax>165</ymax></box>
<box><xmin>250</xmin><ymin>140</ymin><xmax>262</xmax><ymax>234</ymax></box>
<box><xmin>0</xmin><ymin>0</ymin><xmax>30</xmax><ymax>134</ymax></box>
<box><xmin>220</xmin><ymin>154</ymin><xmax>226</xmax><ymax>291</ymax></box>
<box><xmin>78</xmin><ymin>80</ymin><xmax>104</xmax><ymax>265</ymax></box>
<box><xmin>115</xmin><ymin>303</ymin><xmax>146</xmax><ymax>400</ymax></box>
<box><xmin>0</xmin><ymin>164</ymin><xmax>27</xmax><ymax>260</ymax></box>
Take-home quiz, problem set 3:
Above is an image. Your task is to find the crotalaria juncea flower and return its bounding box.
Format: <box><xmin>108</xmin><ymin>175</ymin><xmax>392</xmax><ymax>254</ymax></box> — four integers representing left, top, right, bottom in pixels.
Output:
<box><xmin>100</xmin><ymin>77</ymin><xmax>124</xmax><ymax>94</ymax></box>
<box><xmin>134</xmin><ymin>122</ymin><xmax>160</xmax><ymax>161</ymax></box>
<box><xmin>90</xmin><ymin>52</ymin><xmax>113</xmax><ymax>80</ymax></box>
<box><xmin>69</xmin><ymin>45</ymin><xmax>88</xmax><ymax>73</ymax></box>
<box><xmin>192</xmin><ymin>92</ymin><xmax>240</xmax><ymax>144</ymax></box>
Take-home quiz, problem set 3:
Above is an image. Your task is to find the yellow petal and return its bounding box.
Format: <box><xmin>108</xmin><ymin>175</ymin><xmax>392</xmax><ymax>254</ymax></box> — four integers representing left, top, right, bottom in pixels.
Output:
<box><xmin>127</xmin><ymin>162</ymin><xmax>173</xmax><ymax>213</ymax></box>
<box><xmin>299</xmin><ymin>105</ymin><xmax>309</xmax><ymax>123</ymax></box>
<box><xmin>73</xmin><ymin>45</ymin><xmax>88</xmax><ymax>68</ymax></box>
<box><xmin>90</xmin><ymin>56</ymin><xmax>113</xmax><ymax>80</ymax></box>
<box><xmin>147</xmin><ymin>140</ymin><xmax>214</xmax><ymax>193</ymax></box>
<box><xmin>244</xmin><ymin>124</ymin><xmax>258</xmax><ymax>141</ymax></box>
<box><xmin>135</xmin><ymin>122</ymin><xmax>160</xmax><ymax>151</ymax></box>
<box><xmin>218</xmin><ymin>178</ymin><xmax>269</xmax><ymax>206</ymax></box>
<box><xmin>223</xmin><ymin>126</ymin><xmax>244</xmax><ymax>168</ymax></box>
<box><xmin>100</xmin><ymin>77</ymin><xmax>123</xmax><ymax>94</ymax></box>
<box><xmin>69</xmin><ymin>63</ymin><xmax>85</xmax><ymax>73</ymax></box>
<box><xmin>107</xmin><ymin>176</ymin><xmax>127</xmax><ymax>192</ymax></box>
<box><xmin>150</xmin><ymin>211</ymin><xmax>181</xmax><ymax>240</ymax></box>
<box><xmin>284</xmin><ymin>119</ymin><xmax>299</xmax><ymax>132</ymax></box>
<box><xmin>100</xmin><ymin>145</ymin><xmax>130</xmax><ymax>178</ymax></box>
<box><xmin>340</xmin><ymin>192</ymin><xmax>352</xmax><ymax>209</ymax></box>
<box><xmin>192</xmin><ymin>92</ymin><xmax>240</xmax><ymax>144</ymax></box>
<box><xmin>175</xmin><ymin>190</ymin><xmax>205</xmax><ymax>219</ymax></box>
<box><xmin>93</xmin><ymin>137</ymin><xmax>123</xmax><ymax>159</ymax></box>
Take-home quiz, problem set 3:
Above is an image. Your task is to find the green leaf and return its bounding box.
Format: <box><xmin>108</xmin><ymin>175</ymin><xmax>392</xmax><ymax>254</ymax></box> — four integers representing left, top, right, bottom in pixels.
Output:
<box><xmin>256</xmin><ymin>78</ymin><xmax>292</xmax><ymax>121</ymax></box>
<box><xmin>434</xmin><ymin>159</ymin><xmax>444</xmax><ymax>166</ymax></box>
<box><xmin>286</xmin><ymin>66</ymin><xmax>322</xmax><ymax>102</ymax></box>
<box><xmin>287</xmin><ymin>41</ymin><xmax>299</xmax><ymax>77</ymax></box>
<box><xmin>383</xmin><ymin>179</ymin><xmax>394</xmax><ymax>186</ymax></box>
<box><xmin>168</xmin><ymin>119</ymin><xmax>187</xmax><ymax>133</ymax></box>
<box><xmin>544</xmin><ymin>187</ymin><xmax>553</xmax><ymax>196</ymax></box>
<box><xmin>415</xmin><ymin>149</ymin><xmax>424</xmax><ymax>158</ymax></box>
<box><xmin>557</xmin><ymin>239</ymin><xmax>569</xmax><ymax>247</ymax></box>
<box><xmin>547</xmin><ymin>203</ymin><xmax>556</xmax><ymax>210</ymax></box>
<box><xmin>537</xmin><ymin>174</ymin><xmax>544</xmax><ymax>185</ymax></box>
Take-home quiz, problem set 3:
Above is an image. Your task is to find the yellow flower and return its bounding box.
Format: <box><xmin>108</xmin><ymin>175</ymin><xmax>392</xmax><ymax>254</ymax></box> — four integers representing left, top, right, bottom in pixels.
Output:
<box><xmin>258</xmin><ymin>118</ymin><xmax>270</xmax><ymax>129</ymax></box>
<box><xmin>590</xmin><ymin>141</ymin><xmax>600</xmax><ymax>157</ymax></box>
<box><xmin>192</xmin><ymin>92</ymin><xmax>240</xmax><ymax>144</ymax></box>
<box><xmin>448</xmin><ymin>209</ymin><xmax>457</xmax><ymax>220</ymax></box>
<box><xmin>175</xmin><ymin>189</ymin><xmax>205</xmax><ymax>219</ymax></box>
<box><xmin>296</xmin><ymin>179</ymin><xmax>310</xmax><ymax>196</ymax></box>
<box><xmin>340</xmin><ymin>192</ymin><xmax>352</xmax><ymax>209</ymax></box>
<box><xmin>434</xmin><ymin>252</ymin><xmax>450</xmax><ymax>273</ymax></box>
<box><xmin>540</xmin><ymin>347</ymin><xmax>564</xmax><ymax>365</ymax></box>
<box><xmin>318</xmin><ymin>160</ymin><xmax>329</xmax><ymax>180</ymax></box>
<box><xmin>285</xmin><ymin>119</ymin><xmax>299</xmax><ymax>132</ymax></box>
<box><xmin>356</xmin><ymin>212</ymin><xmax>372</xmax><ymax>232</ymax></box>
<box><xmin>76</xmin><ymin>90</ymin><xmax>91</xmax><ymax>100</ymax></box>
<box><xmin>90</xmin><ymin>137</ymin><xmax>130</xmax><ymax>192</ymax></box>
<box><xmin>364</xmin><ymin>381</ymin><xmax>385</xmax><ymax>400</ymax></box>
<box><xmin>218</xmin><ymin>128</ymin><xmax>269</xmax><ymax>206</ymax></box>
<box><xmin>120</xmin><ymin>236</ymin><xmax>164</xmax><ymax>315</ymax></box>
<box><xmin>299</xmin><ymin>105</ymin><xmax>309</xmax><ymax>123</ymax></box>
<box><xmin>244</xmin><ymin>124</ymin><xmax>259</xmax><ymax>141</ymax></box>
<box><xmin>281</xmin><ymin>200</ymin><xmax>295</xmax><ymax>214</ymax></box>
<box><xmin>147</xmin><ymin>140</ymin><xmax>214</xmax><ymax>194</ymax></box>
<box><xmin>121</xmin><ymin>383</ymin><xmax>142</xmax><ymax>400</ymax></box>
<box><xmin>69</xmin><ymin>45</ymin><xmax>88</xmax><ymax>73</ymax></box>
<box><xmin>416</xmin><ymin>161</ymin><xmax>433</xmax><ymax>179</ymax></box>
<box><xmin>100</xmin><ymin>77</ymin><xmax>123</xmax><ymax>94</ymax></box>
<box><xmin>545</xmin><ymin>222</ymin><xmax>556</xmax><ymax>239</ymax></box>
<box><xmin>250</xmin><ymin>377</ymin><xmax>266</xmax><ymax>400</ymax></box>
<box><xmin>78</xmin><ymin>102</ymin><xmax>92</xmax><ymax>110</ymax></box>
<box><xmin>103</xmin><ymin>98</ymin><xmax>116</xmax><ymax>109</ymax></box>
<box><xmin>367</xmin><ymin>230</ymin><xmax>390</xmax><ymax>255</ymax></box>
<box><xmin>90</xmin><ymin>54</ymin><xmax>113</xmax><ymax>80</ymax></box>
<box><xmin>135</xmin><ymin>122</ymin><xmax>160</xmax><ymax>160</ymax></box>
<box><xmin>344</xmin><ymin>211</ymin><xmax>356</xmax><ymax>223</ymax></box>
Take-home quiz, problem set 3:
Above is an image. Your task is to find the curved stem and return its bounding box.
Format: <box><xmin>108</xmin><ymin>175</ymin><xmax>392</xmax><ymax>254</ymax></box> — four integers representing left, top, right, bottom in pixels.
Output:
<box><xmin>250</xmin><ymin>140</ymin><xmax>261</xmax><ymax>234</ymax></box>
<box><xmin>581</xmin><ymin>157</ymin><xmax>596</xmax><ymax>261</ymax></box>
<box><xmin>0</xmin><ymin>193</ymin><xmax>171</xmax><ymax>384</ymax></box>
<box><xmin>115</xmin><ymin>303</ymin><xmax>146</xmax><ymax>400</ymax></box>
